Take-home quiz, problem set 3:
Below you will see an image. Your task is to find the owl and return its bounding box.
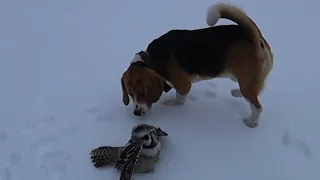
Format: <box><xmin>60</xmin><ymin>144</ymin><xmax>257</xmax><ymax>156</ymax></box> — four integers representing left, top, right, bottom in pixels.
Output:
<box><xmin>90</xmin><ymin>124</ymin><xmax>168</xmax><ymax>180</ymax></box>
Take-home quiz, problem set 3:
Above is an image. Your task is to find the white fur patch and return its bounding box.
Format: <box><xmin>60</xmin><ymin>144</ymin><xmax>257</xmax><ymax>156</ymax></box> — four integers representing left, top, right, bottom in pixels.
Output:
<box><xmin>131</xmin><ymin>53</ymin><xmax>143</xmax><ymax>64</ymax></box>
<box><xmin>191</xmin><ymin>75</ymin><xmax>212</xmax><ymax>83</ymax></box>
<box><xmin>164</xmin><ymin>79</ymin><xmax>174</xmax><ymax>88</ymax></box>
<box><xmin>191</xmin><ymin>75</ymin><xmax>204</xmax><ymax>83</ymax></box>
<box><xmin>217</xmin><ymin>71</ymin><xmax>234</xmax><ymax>79</ymax></box>
<box><xmin>133</xmin><ymin>97</ymin><xmax>149</xmax><ymax>113</ymax></box>
<box><xmin>206</xmin><ymin>4</ymin><xmax>221</xmax><ymax>26</ymax></box>
<box><xmin>243</xmin><ymin>98</ymin><xmax>263</xmax><ymax>128</ymax></box>
<box><xmin>163</xmin><ymin>92</ymin><xmax>187</xmax><ymax>106</ymax></box>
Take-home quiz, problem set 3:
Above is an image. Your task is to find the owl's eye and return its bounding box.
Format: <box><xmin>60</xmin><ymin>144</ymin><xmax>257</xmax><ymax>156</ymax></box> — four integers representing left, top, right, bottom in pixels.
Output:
<box><xmin>143</xmin><ymin>135</ymin><xmax>149</xmax><ymax>140</ymax></box>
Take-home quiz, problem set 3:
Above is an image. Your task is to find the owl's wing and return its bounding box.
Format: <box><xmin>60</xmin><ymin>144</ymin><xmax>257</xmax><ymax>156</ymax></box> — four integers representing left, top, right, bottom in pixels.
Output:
<box><xmin>115</xmin><ymin>139</ymin><xmax>143</xmax><ymax>180</ymax></box>
<box><xmin>90</xmin><ymin>146</ymin><xmax>122</xmax><ymax>167</ymax></box>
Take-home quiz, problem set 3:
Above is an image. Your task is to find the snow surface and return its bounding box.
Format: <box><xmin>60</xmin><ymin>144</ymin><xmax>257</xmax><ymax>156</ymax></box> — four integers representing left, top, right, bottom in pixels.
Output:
<box><xmin>1</xmin><ymin>0</ymin><xmax>320</xmax><ymax>179</ymax></box>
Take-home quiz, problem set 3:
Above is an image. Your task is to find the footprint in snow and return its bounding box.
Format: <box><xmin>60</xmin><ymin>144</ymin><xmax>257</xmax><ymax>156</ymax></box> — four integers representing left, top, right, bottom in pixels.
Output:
<box><xmin>187</xmin><ymin>95</ymin><xmax>198</xmax><ymax>102</ymax></box>
<box><xmin>21</xmin><ymin>115</ymin><xmax>56</xmax><ymax>135</ymax></box>
<box><xmin>3</xmin><ymin>165</ymin><xmax>12</xmax><ymax>180</ymax></box>
<box><xmin>61</xmin><ymin>126</ymin><xmax>79</xmax><ymax>141</ymax></box>
<box><xmin>0</xmin><ymin>130</ymin><xmax>8</xmax><ymax>144</ymax></box>
<box><xmin>95</xmin><ymin>112</ymin><xmax>113</xmax><ymax>122</ymax></box>
<box><xmin>281</xmin><ymin>131</ymin><xmax>291</xmax><ymax>147</ymax></box>
<box><xmin>38</xmin><ymin>142</ymin><xmax>70</xmax><ymax>179</ymax></box>
<box><xmin>36</xmin><ymin>139</ymin><xmax>70</xmax><ymax>180</ymax></box>
<box><xmin>30</xmin><ymin>135</ymin><xmax>59</xmax><ymax>155</ymax></box>
<box><xmin>33</xmin><ymin>134</ymin><xmax>71</xmax><ymax>159</ymax></box>
<box><xmin>38</xmin><ymin>161</ymin><xmax>67</xmax><ymax>180</ymax></box>
<box><xmin>294</xmin><ymin>139</ymin><xmax>312</xmax><ymax>157</ymax></box>
<box><xmin>24</xmin><ymin>129</ymin><xmax>70</xmax><ymax>180</ymax></box>
<box><xmin>9</xmin><ymin>153</ymin><xmax>21</xmax><ymax>164</ymax></box>
<box><xmin>46</xmin><ymin>151</ymin><xmax>69</xmax><ymax>180</ymax></box>
<box><xmin>42</xmin><ymin>150</ymin><xmax>71</xmax><ymax>160</ymax></box>
<box><xmin>51</xmin><ymin>162</ymin><xmax>67</xmax><ymax>180</ymax></box>
<box><xmin>207</xmin><ymin>82</ymin><xmax>217</xmax><ymax>88</ymax></box>
<box><xmin>86</xmin><ymin>107</ymin><xmax>101</xmax><ymax>114</ymax></box>
<box><xmin>282</xmin><ymin>131</ymin><xmax>312</xmax><ymax>157</ymax></box>
<box><xmin>203</xmin><ymin>90</ymin><xmax>217</xmax><ymax>99</ymax></box>
<box><xmin>21</xmin><ymin>119</ymin><xmax>43</xmax><ymax>135</ymax></box>
<box><xmin>43</xmin><ymin>115</ymin><xmax>57</xmax><ymax>123</ymax></box>
<box><xmin>2</xmin><ymin>153</ymin><xmax>21</xmax><ymax>180</ymax></box>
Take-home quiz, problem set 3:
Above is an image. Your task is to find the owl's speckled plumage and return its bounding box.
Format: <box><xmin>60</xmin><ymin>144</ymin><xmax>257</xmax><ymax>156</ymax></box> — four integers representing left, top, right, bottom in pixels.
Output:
<box><xmin>90</xmin><ymin>146</ymin><xmax>122</xmax><ymax>167</ymax></box>
<box><xmin>90</xmin><ymin>124</ymin><xmax>168</xmax><ymax>180</ymax></box>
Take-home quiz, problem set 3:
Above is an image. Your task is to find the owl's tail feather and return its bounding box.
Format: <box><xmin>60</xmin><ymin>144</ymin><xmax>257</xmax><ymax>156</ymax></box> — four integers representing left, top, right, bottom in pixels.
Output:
<box><xmin>90</xmin><ymin>146</ymin><xmax>122</xmax><ymax>168</ymax></box>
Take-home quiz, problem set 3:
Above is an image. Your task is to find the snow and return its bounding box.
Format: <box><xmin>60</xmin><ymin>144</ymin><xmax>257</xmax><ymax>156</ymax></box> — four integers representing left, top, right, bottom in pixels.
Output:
<box><xmin>0</xmin><ymin>0</ymin><xmax>320</xmax><ymax>179</ymax></box>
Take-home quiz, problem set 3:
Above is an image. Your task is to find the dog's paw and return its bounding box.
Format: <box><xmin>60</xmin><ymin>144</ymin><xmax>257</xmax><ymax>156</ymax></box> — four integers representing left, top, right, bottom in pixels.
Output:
<box><xmin>231</xmin><ymin>88</ymin><xmax>242</xmax><ymax>98</ymax></box>
<box><xmin>163</xmin><ymin>99</ymin><xmax>185</xmax><ymax>106</ymax></box>
<box><xmin>242</xmin><ymin>117</ymin><xmax>258</xmax><ymax>128</ymax></box>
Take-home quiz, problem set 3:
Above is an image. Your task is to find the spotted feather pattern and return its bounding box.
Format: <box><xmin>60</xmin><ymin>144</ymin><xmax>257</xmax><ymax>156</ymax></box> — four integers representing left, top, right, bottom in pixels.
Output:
<box><xmin>116</xmin><ymin>140</ymin><xmax>143</xmax><ymax>180</ymax></box>
<box><xmin>90</xmin><ymin>146</ymin><xmax>122</xmax><ymax>167</ymax></box>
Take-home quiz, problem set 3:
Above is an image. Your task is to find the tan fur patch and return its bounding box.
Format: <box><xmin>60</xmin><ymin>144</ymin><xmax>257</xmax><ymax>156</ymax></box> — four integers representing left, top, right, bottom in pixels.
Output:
<box><xmin>223</xmin><ymin>39</ymin><xmax>272</xmax><ymax>109</ymax></box>
<box><xmin>121</xmin><ymin>66</ymin><xmax>164</xmax><ymax>105</ymax></box>
<box><xmin>164</xmin><ymin>57</ymin><xmax>192</xmax><ymax>95</ymax></box>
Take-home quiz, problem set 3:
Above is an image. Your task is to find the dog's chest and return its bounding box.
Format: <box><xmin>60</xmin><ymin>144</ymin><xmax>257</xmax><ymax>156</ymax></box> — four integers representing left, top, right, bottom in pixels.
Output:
<box><xmin>164</xmin><ymin>75</ymin><xmax>213</xmax><ymax>88</ymax></box>
<box><xmin>164</xmin><ymin>70</ymin><xmax>237</xmax><ymax>89</ymax></box>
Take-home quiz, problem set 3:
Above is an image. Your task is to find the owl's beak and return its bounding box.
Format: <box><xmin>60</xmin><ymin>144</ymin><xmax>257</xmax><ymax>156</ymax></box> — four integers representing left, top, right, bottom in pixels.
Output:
<box><xmin>157</xmin><ymin>127</ymin><xmax>168</xmax><ymax>136</ymax></box>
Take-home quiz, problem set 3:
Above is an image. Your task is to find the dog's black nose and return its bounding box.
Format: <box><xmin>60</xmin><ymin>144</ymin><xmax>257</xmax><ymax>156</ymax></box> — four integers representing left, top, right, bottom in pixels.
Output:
<box><xmin>134</xmin><ymin>110</ymin><xmax>142</xmax><ymax>116</ymax></box>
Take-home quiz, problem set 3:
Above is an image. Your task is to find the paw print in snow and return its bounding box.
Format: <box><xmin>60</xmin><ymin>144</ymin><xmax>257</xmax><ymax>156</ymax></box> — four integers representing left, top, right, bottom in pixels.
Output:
<box><xmin>0</xmin><ymin>130</ymin><xmax>8</xmax><ymax>144</ymax></box>
<box><xmin>203</xmin><ymin>90</ymin><xmax>217</xmax><ymax>99</ymax></box>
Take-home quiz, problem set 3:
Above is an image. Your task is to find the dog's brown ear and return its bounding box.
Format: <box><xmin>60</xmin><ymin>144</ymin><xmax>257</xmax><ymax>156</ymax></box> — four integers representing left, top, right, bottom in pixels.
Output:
<box><xmin>121</xmin><ymin>77</ymin><xmax>129</xmax><ymax>106</ymax></box>
<box><xmin>145</xmin><ymin>73</ymin><xmax>164</xmax><ymax>103</ymax></box>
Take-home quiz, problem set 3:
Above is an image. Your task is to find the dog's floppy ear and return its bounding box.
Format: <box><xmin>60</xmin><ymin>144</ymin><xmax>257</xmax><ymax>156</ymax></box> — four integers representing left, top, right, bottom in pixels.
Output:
<box><xmin>121</xmin><ymin>76</ymin><xmax>129</xmax><ymax>106</ymax></box>
<box><xmin>144</xmin><ymin>72</ymin><xmax>164</xmax><ymax>103</ymax></box>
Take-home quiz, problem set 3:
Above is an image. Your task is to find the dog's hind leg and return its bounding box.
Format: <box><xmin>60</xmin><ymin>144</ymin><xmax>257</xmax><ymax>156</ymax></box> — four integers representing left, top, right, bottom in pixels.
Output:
<box><xmin>236</xmin><ymin>67</ymin><xmax>264</xmax><ymax>128</ymax></box>
<box><xmin>240</xmin><ymin>87</ymin><xmax>262</xmax><ymax>128</ymax></box>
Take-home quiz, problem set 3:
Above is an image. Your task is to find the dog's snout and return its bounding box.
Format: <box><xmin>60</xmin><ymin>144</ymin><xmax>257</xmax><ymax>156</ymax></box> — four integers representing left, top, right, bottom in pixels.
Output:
<box><xmin>133</xmin><ymin>103</ymin><xmax>148</xmax><ymax>116</ymax></box>
<box><xmin>133</xmin><ymin>108</ymin><xmax>146</xmax><ymax>116</ymax></box>
<box><xmin>134</xmin><ymin>110</ymin><xmax>142</xmax><ymax>116</ymax></box>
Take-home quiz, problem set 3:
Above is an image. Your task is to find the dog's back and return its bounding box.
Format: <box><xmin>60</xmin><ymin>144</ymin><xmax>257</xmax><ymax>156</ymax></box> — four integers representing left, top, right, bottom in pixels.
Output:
<box><xmin>147</xmin><ymin>25</ymin><xmax>250</xmax><ymax>77</ymax></box>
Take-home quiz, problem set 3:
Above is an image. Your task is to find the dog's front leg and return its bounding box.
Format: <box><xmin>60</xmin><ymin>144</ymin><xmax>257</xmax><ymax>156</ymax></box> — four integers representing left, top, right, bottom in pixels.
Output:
<box><xmin>162</xmin><ymin>60</ymin><xmax>191</xmax><ymax>106</ymax></box>
<box><xmin>163</xmin><ymin>78</ymin><xmax>191</xmax><ymax>106</ymax></box>
<box><xmin>163</xmin><ymin>91</ymin><xmax>188</xmax><ymax>106</ymax></box>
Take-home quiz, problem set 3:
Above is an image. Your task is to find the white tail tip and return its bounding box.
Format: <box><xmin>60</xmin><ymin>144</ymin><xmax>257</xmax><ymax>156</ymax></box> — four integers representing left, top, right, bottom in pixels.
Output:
<box><xmin>206</xmin><ymin>4</ymin><xmax>221</xmax><ymax>26</ymax></box>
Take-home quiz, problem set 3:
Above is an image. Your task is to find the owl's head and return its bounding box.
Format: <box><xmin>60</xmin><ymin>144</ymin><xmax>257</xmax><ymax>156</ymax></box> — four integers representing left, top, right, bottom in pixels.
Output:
<box><xmin>131</xmin><ymin>124</ymin><xmax>168</xmax><ymax>149</ymax></box>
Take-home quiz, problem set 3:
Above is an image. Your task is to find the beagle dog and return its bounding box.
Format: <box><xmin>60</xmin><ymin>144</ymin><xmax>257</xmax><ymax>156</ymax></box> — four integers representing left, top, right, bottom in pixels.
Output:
<box><xmin>121</xmin><ymin>2</ymin><xmax>273</xmax><ymax>128</ymax></box>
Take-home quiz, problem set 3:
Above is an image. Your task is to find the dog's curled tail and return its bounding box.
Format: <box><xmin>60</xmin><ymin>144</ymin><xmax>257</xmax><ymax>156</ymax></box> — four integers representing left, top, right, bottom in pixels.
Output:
<box><xmin>206</xmin><ymin>2</ymin><xmax>263</xmax><ymax>50</ymax></box>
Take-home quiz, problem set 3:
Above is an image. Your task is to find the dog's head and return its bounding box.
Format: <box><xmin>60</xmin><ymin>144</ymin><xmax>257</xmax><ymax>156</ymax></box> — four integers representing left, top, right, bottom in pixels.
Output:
<box><xmin>121</xmin><ymin>65</ymin><xmax>164</xmax><ymax>116</ymax></box>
